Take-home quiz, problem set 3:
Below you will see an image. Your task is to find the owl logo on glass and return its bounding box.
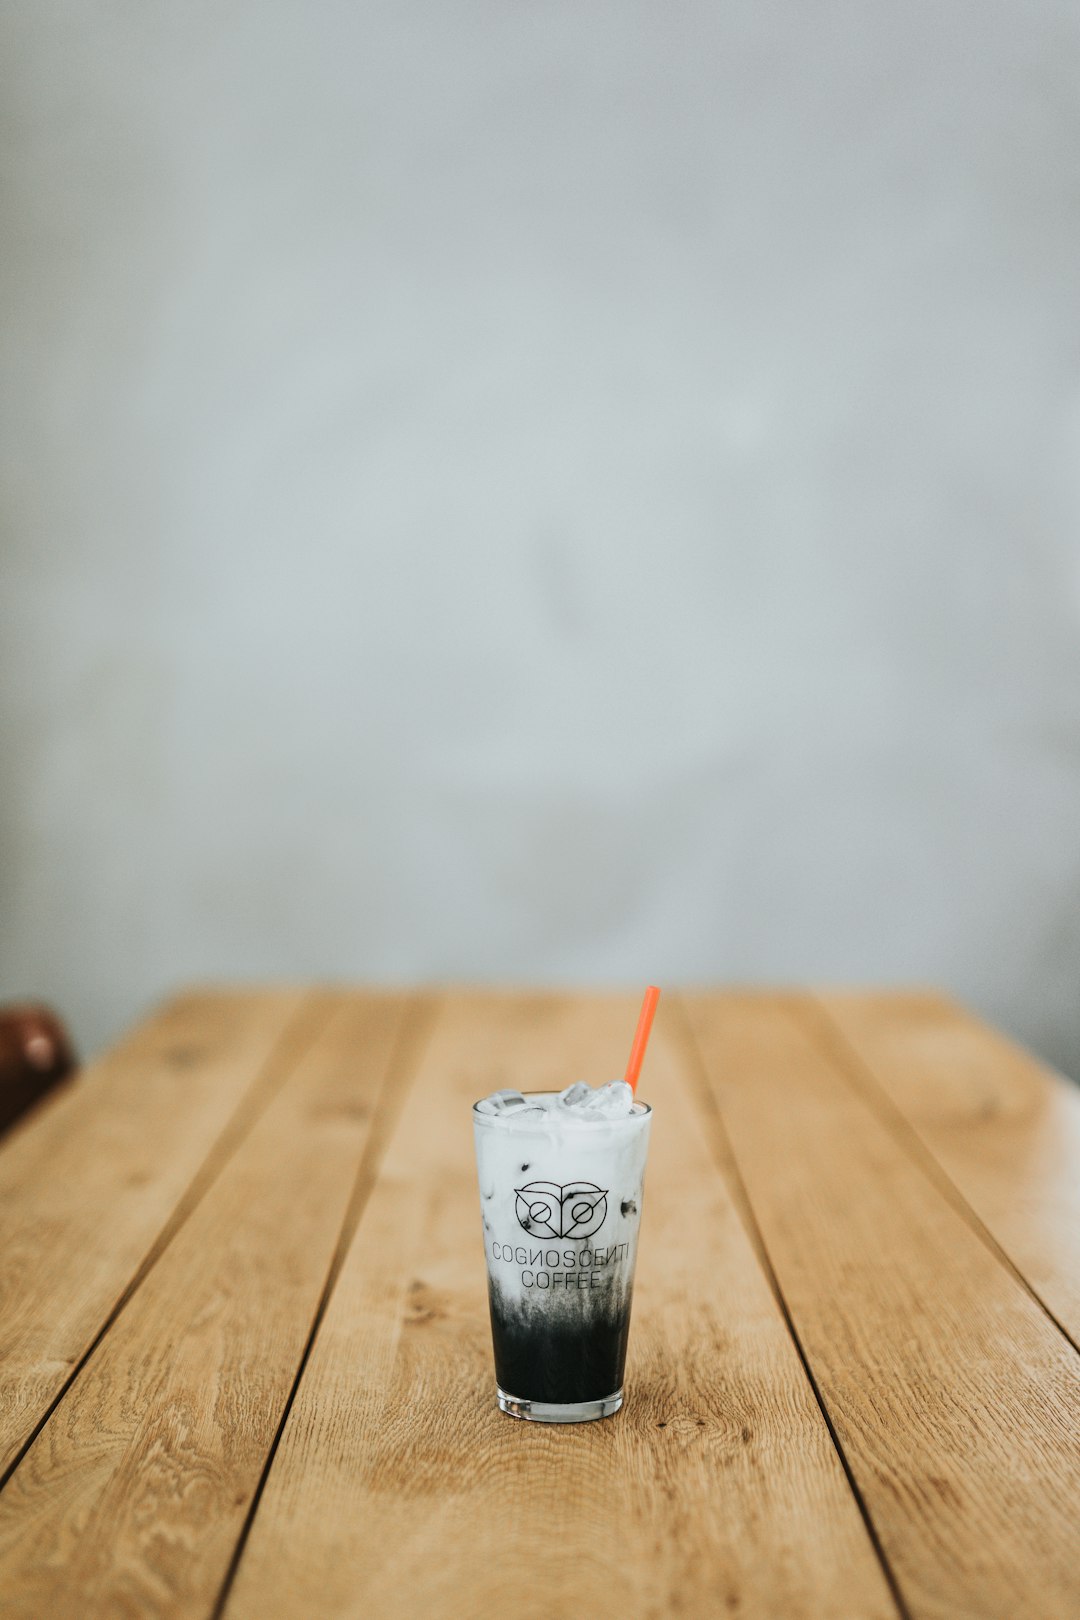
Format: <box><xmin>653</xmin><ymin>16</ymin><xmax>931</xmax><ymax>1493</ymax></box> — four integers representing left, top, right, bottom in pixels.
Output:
<box><xmin>515</xmin><ymin>1181</ymin><xmax>608</xmax><ymax>1240</ymax></box>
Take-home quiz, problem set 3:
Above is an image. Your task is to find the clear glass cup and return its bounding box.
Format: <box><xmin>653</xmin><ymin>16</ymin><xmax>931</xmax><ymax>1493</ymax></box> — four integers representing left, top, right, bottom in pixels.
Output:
<box><xmin>473</xmin><ymin>1091</ymin><xmax>652</xmax><ymax>1423</ymax></box>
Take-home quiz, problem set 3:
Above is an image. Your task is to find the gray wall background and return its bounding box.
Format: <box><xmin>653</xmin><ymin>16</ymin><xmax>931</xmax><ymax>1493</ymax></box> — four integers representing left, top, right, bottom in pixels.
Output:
<box><xmin>3</xmin><ymin>1</ymin><xmax>1080</xmax><ymax>1069</ymax></box>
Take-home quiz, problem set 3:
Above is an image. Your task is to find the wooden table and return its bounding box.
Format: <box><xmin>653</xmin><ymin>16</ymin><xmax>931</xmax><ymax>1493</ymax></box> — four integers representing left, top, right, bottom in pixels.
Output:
<box><xmin>1</xmin><ymin>989</ymin><xmax>1078</xmax><ymax>1619</ymax></box>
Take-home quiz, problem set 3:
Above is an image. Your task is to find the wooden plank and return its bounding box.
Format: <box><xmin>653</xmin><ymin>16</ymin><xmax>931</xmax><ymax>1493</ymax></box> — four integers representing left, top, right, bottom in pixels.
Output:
<box><xmin>812</xmin><ymin>990</ymin><xmax>1080</xmax><ymax>1347</ymax></box>
<box><xmin>683</xmin><ymin>993</ymin><xmax>1080</xmax><ymax>1620</ymax></box>
<box><xmin>224</xmin><ymin>993</ymin><xmax>898</xmax><ymax>1620</ymax></box>
<box><xmin>0</xmin><ymin>992</ymin><xmax>421</xmax><ymax>1620</ymax></box>
<box><xmin>0</xmin><ymin>988</ymin><xmax>314</xmax><ymax>1479</ymax></box>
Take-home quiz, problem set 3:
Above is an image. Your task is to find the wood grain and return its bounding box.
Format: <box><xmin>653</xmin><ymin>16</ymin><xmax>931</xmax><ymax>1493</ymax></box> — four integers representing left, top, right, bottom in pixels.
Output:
<box><xmin>0</xmin><ymin>989</ymin><xmax>313</xmax><ymax>1478</ymax></box>
<box><xmin>0</xmin><ymin>993</ymin><xmax>419</xmax><ymax>1620</ymax></box>
<box><xmin>683</xmin><ymin>993</ymin><xmax>1080</xmax><ymax>1620</ymax></box>
<box><xmin>812</xmin><ymin>990</ymin><xmax>1080</xmax><ymax>1346</ymax></box>
<box><xmin>224</xmin><ymin>993</ymin><xmax>897</xmax><ymax>1620</ymax></box>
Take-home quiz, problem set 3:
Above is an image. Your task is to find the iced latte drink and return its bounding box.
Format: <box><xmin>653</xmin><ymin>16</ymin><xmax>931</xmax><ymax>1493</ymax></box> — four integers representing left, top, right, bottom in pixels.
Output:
<box><xmin>473</xmin><ymin>1081</ymin><xmax>652</xmax><ymax>1423</ymax></box>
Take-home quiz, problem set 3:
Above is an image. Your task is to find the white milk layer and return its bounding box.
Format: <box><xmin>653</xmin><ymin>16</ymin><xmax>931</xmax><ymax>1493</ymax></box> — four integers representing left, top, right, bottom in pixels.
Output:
<box><xmin>473</xmin><ymin>1091</ymin><xmax>652</xmax><ymax>1310</ymax></box>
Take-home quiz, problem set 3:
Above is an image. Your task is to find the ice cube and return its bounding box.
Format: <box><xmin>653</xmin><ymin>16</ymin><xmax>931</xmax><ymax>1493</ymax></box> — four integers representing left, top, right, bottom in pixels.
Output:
<box><xmin>475</xmin><ymin>1087</ymin><xmax>528</xmax><ymax>1114</ymax></box>
<box><xmin>577</xmin><ymin>1080</ymin><xmax>635</xmax><ymax>1118</ymax></box>
<box><xmin>556</xmin><ymin>1081</ymin><xmax>592</xmax><ymax>1108</ymax></box>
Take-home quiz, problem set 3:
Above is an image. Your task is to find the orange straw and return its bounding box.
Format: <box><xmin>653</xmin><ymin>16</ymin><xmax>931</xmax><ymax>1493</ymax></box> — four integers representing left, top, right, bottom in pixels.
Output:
<box><xmin>623</xmin><ymin>985</ymin><xmax>661</xmax><ymax>1094</ymax></box>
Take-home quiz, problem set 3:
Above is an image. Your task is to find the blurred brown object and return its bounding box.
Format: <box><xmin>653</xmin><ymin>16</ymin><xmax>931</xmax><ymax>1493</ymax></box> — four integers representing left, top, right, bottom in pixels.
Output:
<box><xmin>0</xmin><ymin>1003</ymin><xmax>78</xmax><ymax>1135</ymax></box>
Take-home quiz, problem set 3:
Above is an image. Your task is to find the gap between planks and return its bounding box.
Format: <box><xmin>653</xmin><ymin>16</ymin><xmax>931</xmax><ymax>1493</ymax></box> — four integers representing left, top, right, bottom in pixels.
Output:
<box><xmin>0</xmin><ymin>992</ymin><xmax>431</xmax><ymax>1620</ymax></box>
<box><xmin>0</xmin><ymin>992</ymin><xmax>328</xmax><ymax>1494</ymax></box>
<box><xmin>681</xmin><ymin>992</ymin><xmax>1080</xmax><ymax>1620</ymax></box>
<box><xmin>797</xmin><ymin>994</ymin><xmax>1080</xmax><ymax>1360</ymax></box>
<box><xmin>209</xmin><ymin>994</ymin><xmax>440</xmax><ymax>1620</ymax></box>
<box><xmin>669</xmin><ymin>995</ymin><xmax>913</xmax><ymax>1620</ymax></box>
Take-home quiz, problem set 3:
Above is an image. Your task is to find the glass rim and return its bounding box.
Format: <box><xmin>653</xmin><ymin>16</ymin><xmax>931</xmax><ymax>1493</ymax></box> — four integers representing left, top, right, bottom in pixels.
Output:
<box><xmin>472</xmin><ymin>1088</ymin><xmax>652</xmax><ymax>1127</ymax></box>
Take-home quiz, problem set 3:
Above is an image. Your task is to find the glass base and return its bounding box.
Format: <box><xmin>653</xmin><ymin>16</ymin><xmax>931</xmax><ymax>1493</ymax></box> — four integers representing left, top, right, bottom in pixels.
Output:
<box><xmin>496</xmin><ymin>1386</ymin><xmax>623</xmax><ymax>1424</ymax></box>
